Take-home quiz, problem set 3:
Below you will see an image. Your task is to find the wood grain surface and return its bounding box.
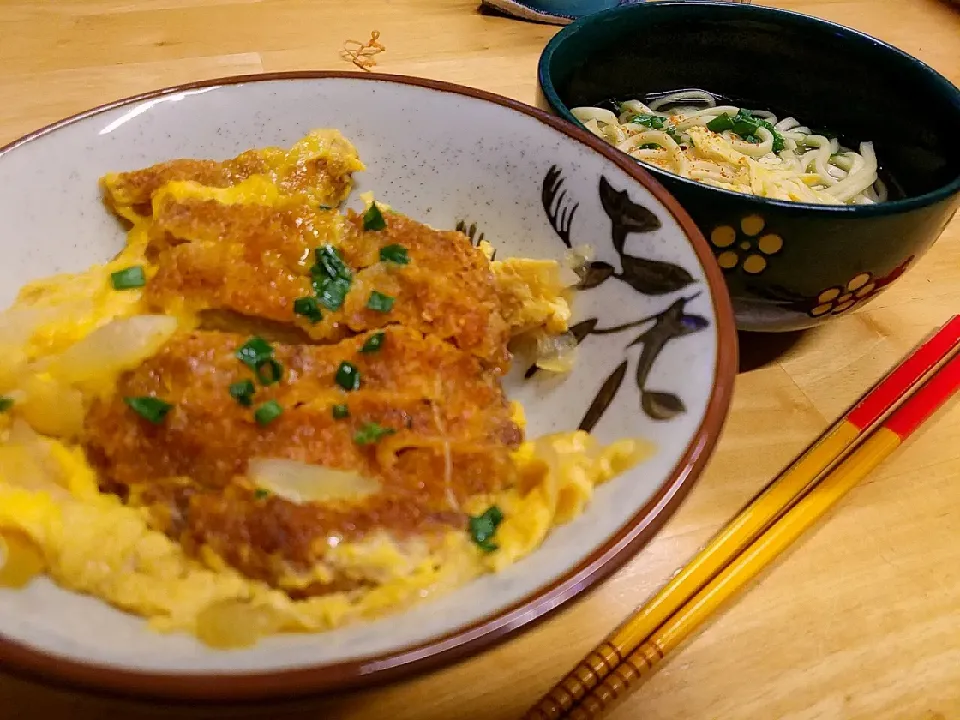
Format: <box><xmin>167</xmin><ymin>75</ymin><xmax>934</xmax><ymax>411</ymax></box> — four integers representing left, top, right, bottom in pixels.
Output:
<box><xmin>2</xmin><ymin>1</ymin><xmax>960</xmax><ymax>718</ymax></box>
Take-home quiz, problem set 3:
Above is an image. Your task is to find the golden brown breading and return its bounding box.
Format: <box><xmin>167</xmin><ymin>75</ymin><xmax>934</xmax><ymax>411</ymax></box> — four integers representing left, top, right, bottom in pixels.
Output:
<box><xmin>82</xmin><ymin>327</ymin><xmax>521</xmax><ymax>590</ymax></box>
<box><xmin>144</xmin><ymin>189</ymin><xmax>512</xmax><ymax>370</ymax></box>
<box><xmin>87</xmin><ymin>131</ymin><xmax>575</xmax><ymax>600</ymax></box>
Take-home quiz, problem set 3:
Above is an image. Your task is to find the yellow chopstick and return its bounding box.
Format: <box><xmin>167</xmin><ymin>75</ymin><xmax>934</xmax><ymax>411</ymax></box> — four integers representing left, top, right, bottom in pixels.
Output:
<box><xmin>563</xmin><ymin>347</ymin><xmax>960</xmax><ymax>719</ymax></box>
<box><xmin>524</xmin><ymin>316</ymin><xmax>960</xmax><ymax>720</ymax></box>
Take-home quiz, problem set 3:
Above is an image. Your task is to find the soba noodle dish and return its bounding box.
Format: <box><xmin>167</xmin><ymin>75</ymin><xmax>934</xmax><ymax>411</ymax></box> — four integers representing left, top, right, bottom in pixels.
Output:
<box><xmin>573</xmin><ymin>90</ymin><xmax>885</xmax><ymax>205</ymax></box>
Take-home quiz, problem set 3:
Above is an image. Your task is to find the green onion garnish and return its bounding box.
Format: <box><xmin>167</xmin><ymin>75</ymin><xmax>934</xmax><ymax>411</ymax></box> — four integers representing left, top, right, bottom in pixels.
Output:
<box><xmin>666</xmin><ymin>128</ymin><xmax>685</xmax><ymax>145</ymax></box>
<box><xmin>313</xmin><ymin>245</ymin><xmax>352</xmax><ymax>281</ymax></box>
<box><xmin>366</xmin><ymin>291</ymin><xmax>394</xmax><ymax>313</ymax></box>
<box><xmin>629</xmin><ymin>114</ymin><xmax>665</xmax><ymax>130</ymax></box>
<box><xmin>707</xmin><ymin>110</ymin><xmax>784</xmax><ymax>152</ymax></box>
<box><xmin>313</xmin><ymin>276</ymin><xmax>351</xmax><ymax>311</ymax></box>
<box><xmin>124</xmin><ymin>396</ymin><xmax>173</xmax><ymax>424</ymax></box>
<box><xmin>379</xmin><ymin>244</ymin><xmax>409</xmax><ymax>265</ymax></box>
<box><xmin>335</xmin><ymin>362</ymin><xmax>360</xmax><ymax>391</ymax></box>
<box><xmin>236</xmin><ymin>337</ymin><xmax>282</xmax><ymax>386</ymax></box>
<box><xmin>360</xmin><ymin>331</ymin><xmax>386</xmax><ymax>353</ymax></box>
<box><xmin>256</xmin><ymin>358</ymin><xmax>283</xmax><ymax>386</ymax></box>
<box><xmin>638</xmin><ymin>143</ymin><xmax>661</xmax><ymax>150</ymax></box>
<box><xmin>468</xmin><ymin>506</ymin><xmax>503</xmax><ymax>552</ymax></box>
<box><xmin>706</xmin><ymin>114</ymin><xmax>735</xmax><ymax>133</ymax></box>
<box><xmin>253</xmin><ymin>488</ymin><xmax>270</xmax><ymax>500</ymax></box>
<box><xmin>362</xmin><ymin>202</ymin><xmax>387</xmax><ymax>231</ymax></box>
<box><xmin>332</xmin><ymin>403</ymin><xmax>350</xmax><ymax>419</ymax></box>
<box><xmin>310</xmin><ymin>245</ymin><xmax>353</xmax><ymax>311</ymax></box>
<box><xmin>353</xmin><ymin>422</ymin><xmax>396</xmax><ymax>445</ymax></box>
<box><xmin>254</xmin><ymin>400</ymin><xmax>283</xmax><ymax>426</ymax></box>
<box><xmin>0</xmin><ymin>397</ymin><xmax>14</xmax><ymax>412</ymax></box>
<box><xmin>110</xmin><ymin>266</ymin><xmax>146</xmax><ymax>290</ymax></box>
<box><xmin>229</xmin><ymin>380</ymin><xmax>256</xmax><ymax>407</ymax></box>
<box><xmin>236</xmin><ymin>337</ymin><xmax>273</xmax><ymax>370</ymax></box>
<box><xmin>293</xmin><ymin>296</ymin><xmax>323</xmax><ymax>323</ymax></box>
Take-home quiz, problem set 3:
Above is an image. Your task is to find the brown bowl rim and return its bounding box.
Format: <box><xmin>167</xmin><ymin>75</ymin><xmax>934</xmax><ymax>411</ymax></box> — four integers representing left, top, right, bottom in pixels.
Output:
<box><xmin>0</xmin><ymin>70</ymin><xmax>738</xmax><ymax>702</ymax></box>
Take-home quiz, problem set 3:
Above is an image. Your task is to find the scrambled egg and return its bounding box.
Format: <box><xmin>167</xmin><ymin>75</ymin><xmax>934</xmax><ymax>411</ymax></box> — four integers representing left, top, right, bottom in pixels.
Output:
<box><xmin>0</xmin><ymin>131</ymin><xmax>653</xmax><ymax>649</ymax></box>
<box><xmin>0</xmin><ymin>410</ymin><xmax>648</xmax><ymax>646</ymax></box>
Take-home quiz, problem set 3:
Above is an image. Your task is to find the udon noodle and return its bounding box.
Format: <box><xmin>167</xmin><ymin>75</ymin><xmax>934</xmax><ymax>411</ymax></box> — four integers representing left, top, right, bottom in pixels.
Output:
<box><xmin>573</xmin><ymin>90</ymin><xmax>885</xmax><ymax>205</ymax></box>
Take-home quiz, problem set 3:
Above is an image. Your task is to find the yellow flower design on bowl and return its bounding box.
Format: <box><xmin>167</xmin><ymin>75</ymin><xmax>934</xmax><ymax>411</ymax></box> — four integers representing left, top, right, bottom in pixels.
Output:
<box><xmin>810</xmin><ymin>272</ymin><xmax>877</xmax><ymax>317</ymax></box>
<box><xmin>710</xmin><ymin>215</ymin><xmax>783</xmax><ymax>275</ymax></box>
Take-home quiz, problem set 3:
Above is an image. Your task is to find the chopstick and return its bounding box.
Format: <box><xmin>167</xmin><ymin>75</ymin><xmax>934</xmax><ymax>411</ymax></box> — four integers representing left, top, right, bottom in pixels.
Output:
<box><xmin>524</xmin><ymin>315</ymin><xmax>960</xmax><ymax>720</ymax></box>
<box><xmin>562</xmin><ymin>347</ymin><xmax>960</xmax><ymax>720</ymax></box>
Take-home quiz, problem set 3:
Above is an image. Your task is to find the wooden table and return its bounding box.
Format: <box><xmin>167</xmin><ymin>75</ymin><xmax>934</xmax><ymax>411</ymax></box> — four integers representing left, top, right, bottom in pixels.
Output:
<box><xmin>2</xmin><ymin>1</ymin><xmax>960</xmax><ymax>718</ymax></box>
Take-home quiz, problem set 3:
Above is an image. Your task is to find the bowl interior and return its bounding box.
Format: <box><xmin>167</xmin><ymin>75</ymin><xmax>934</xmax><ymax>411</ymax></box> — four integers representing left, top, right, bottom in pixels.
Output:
<box><xmin>0</xmin><ymin>74</ymin><xmax>732</xmax><ymax>694</ymax></box>
<box><xmin>540</xmin><ymin>2</ymin><xmax>960</xmax><ymax>202</ymax></box>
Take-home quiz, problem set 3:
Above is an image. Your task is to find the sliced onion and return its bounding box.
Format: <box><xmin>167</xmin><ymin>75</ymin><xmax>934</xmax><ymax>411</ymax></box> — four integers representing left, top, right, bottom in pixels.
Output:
<box><xmin>16</xmin><ymin>373</ymin><xmax>85</xmax><ymax>439</ymax></box>
<box><xmin>563</xmin><ymin>244</ymin><xmax>594</xmax><ymax>272</ymax></box>
<box><xmin>248</xmin><ymin>458</ymin><xmax>381</xmax><ymax>503</ymax></box>
<box><xmin>0</xmin><ymin>307</ymin><xmax>61</xmax><ymax>346</ymax></box>
<box><xmin>0</xmin><ymin>420</ymin><xmax>67</xmax><ymax>494</ymax></box>
<box><xmin>49</xmin><ymin>315</ymin><xmax>178</xmax><ymax>390</ymax></box>
<box><xmin>535</xmin><ymin>332</ymin><xmax>579</xmax><ymax>374</ymax></box>
<box><xmin>0</xmin><ymin>307</ymin><xmax>61</xmax><ymax>390</ymax></box>
<box><xmin>195</xmin><ymin>599</ymin><xmax>284</xmax><ymax>649</ymax></box>
<box><xmin>0</xmin><ymin>530</ymin><xmax>45</xmax><ymax>588</ymax></box>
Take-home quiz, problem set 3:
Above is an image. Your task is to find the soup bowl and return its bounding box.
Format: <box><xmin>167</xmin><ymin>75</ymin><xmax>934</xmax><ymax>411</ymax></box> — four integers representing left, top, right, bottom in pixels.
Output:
<box><xmin>538</xmin><ymin>1</ymin><xmax>960</xmax><ymax>332</ymax></box>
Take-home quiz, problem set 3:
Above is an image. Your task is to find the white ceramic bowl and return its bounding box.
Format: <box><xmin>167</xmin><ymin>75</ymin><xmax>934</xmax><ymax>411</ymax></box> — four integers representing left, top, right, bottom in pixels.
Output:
<box><xmin>0</xmin><ymin>72</ymin><xmax>736</xmax><ymax>700</ymax></box>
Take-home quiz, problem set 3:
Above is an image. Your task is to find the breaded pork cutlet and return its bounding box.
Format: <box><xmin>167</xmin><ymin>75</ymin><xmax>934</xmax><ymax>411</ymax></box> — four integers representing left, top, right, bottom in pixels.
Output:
<box><xmin>82</xmin><ymin>327</ymin><xmax>522</xmax><ymax>592</ymax></box>
<box><xmin>143</xmin><ymin>183</ymin><xmax>512</xmax><ymax>370</ymax></box>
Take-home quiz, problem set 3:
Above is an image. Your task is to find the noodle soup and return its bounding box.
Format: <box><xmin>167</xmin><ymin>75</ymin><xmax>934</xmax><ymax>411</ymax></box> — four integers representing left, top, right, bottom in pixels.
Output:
<box><xmin>573</xmin><ymin>90</ymin><xmax>888</xmax><ymax>206</ymax></box>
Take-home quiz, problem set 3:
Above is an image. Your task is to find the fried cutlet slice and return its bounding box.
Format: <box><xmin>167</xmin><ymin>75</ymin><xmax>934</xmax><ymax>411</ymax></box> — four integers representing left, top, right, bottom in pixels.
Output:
<box><xmin>144</xmin><ymin>185</ymin><xmax>512</xmax><ymax>370</ymax></box>
<box><xmin>82</xmin><ymin>326</ymin><xmax>521</xmax><ymax>589</ymax></box>
<box><xmin>100</xmin><ymin>129</ymin><xmax>364</xmax><ymax>219</ymax></box>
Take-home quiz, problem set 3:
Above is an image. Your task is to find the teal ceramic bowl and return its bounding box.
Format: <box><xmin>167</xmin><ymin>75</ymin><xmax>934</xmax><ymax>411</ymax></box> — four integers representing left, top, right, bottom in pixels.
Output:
<box><xmin>538</xmin><ymin>1</ymin><xmax>960</xmax><ymax>331</ymax></box>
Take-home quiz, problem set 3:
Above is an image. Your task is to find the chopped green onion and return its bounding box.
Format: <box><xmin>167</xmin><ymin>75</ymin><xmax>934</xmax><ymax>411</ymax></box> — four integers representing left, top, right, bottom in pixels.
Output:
<box><xmin>353</xmin><ymin>422</ymin><xmax>396</xmax><ymax>445</ymax></box>
<box><xmin>110</xmin><ymin>266</ymin><xmax>146</xmax><ymax>290</ymax></box>
<box><xmin>229</xmin><ymin>380</ymin><xmax>256</xmax><ymax>407</ymax></box>
<box><xmin>313</xmin><ymin>276</ymin><xmax>351</xmax><ymax>311</ymax></box>
<box><xmin>236</xmin><ymin>337</ymin><xmax>282</xmax><ymax>387</ymax></box>
<box><xmin>335</xmin><ymin>362</ymin><xmax>360</xmax><ymax>391</ymax></box>
<box><xmin>313</xmin><ymin>245</ymin><xmax>352</xmax><ymax>281</ymax></box>
<box><xmin>293</xmin><ymin>296</ymin><xmax>323</xmax><ymax>323</ymax></box>
<box><xmin>256</xmin><ymin>358</ymin><xmax>283</xmax><ymax>386</ymax></box>
<box><xmin>757</xmin><ymin>118</ymin><xmax>785</xmax><ymax>153</ymax></box>
<box><xmin>707</xmin><ymin>110</ymin><xmax>784</xmax><ymax>152</ymax></box>
<box><xmin>666</xmin><ymin>128</ymin><xmax>685</xmax><ymax>145</ymax></box>
<box><xmin>124</xmin><ymin>396</ymin><xmax>173</xmax><ymax>424</ymax></box>
<box><xmin>0</xmin><ymin>397</ymin><xmax>14</xmax><ymax>412</ymax></box>
<box><xmin>253</xmin><ymin>488</ymin><xmax>270</xmax><ymax>500</ymax></box>
<box><xmin>366</xmin><ymin>291</ymin><xmax>394</xmax><ymax>313</ymax></box>
<box><xmin>362</xmin><ymin>202</ymin><xmax>387</xmax><ymax>231</ymax></box>
<box><xmin>254</xmin><ymin>400</ymin><xmax>283</xmax><ymax>426</ymax></box>
<box><xmin>638</xmin><ymin>143</ymin><xmax>661</xmax><ymax>150</ymax></box>
<box><xmin>332</xmin><ymin>403</ymin><xmax>350</xmax><ymax>419</ymax></box>
<box><xmin>706</xmin><ymin>114</ymin><xmax>735</xmax><ymax>133</ymax></box>
<box><xmin>310</xmin><ymin>245</ymin><xmax>353</xmax><ymax>311</ymax></box>
<box><xmin>468</xmin><ymin>506</ymin><xmax>503</xmax><ymax>552</ymax></box>
<box><xmin>379</xmin><ymin>244</ymin><xmax>409</xmax><ymax>265</ymax></box>
<box><xmin>360</xmin><ymin>331</ymin><xmax>386</xmax><ymax>353</ymax></box>
<box><xmin>236</xmin><ymin>337</ymin><xmax>274</xmax><ymax>371</ymax></box>
<box><xmin>629</xmin><ymin>114</ymin><xmax>665</xmax><ymax>130</ymax></box>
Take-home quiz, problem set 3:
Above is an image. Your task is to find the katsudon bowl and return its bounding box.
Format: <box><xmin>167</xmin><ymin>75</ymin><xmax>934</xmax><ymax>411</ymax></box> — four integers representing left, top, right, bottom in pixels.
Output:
<box><xmin>0</xmin><ymin>72</ymin><xmax>735</xmax><ymax>700</ymax></box>
<box><xmin>538</xmin><ymin>2</ymin><xmax>960</xmax><ymax>331</ymax></box>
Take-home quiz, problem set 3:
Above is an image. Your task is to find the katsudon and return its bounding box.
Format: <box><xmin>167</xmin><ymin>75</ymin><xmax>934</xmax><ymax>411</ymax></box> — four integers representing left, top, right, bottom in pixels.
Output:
<box><xmin>0</xmin><ymin>130</ymin><xmax>652</xmax><ymax>647</ymax></box>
